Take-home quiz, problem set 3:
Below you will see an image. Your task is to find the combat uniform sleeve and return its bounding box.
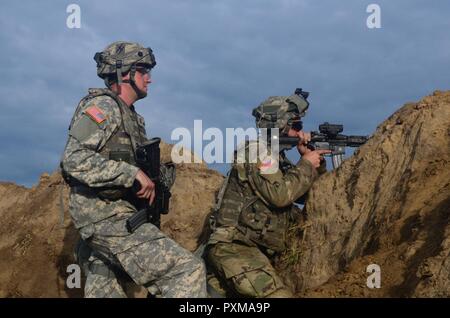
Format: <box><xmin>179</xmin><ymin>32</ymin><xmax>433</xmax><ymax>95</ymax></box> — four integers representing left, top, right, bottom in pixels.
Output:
<box><xmin>61</xmin><ymin>96</ymin><xmax>139</xmax><ymax>188</ymax></box>
<box><xmin>245</xmin><ymin>157</ymin><xmax>318</xmax><ymax>208</ymax></box>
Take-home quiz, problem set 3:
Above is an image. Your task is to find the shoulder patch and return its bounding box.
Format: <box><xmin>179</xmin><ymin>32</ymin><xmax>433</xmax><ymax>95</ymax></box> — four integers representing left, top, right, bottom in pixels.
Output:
<box><xmin>259</xmin><ymin>158</ymin><xmax>274</xmax><ymax>170</ymax></box>
<box><xmin>69</xmin><ymin>115</ymin><xmax>102</xmax><ymax>143</ymax></box>
<box><xmin>258</xmin><ymin>156</ymin><xmax>279</xmax><ymax>175</ymax></box>
<box><xmin>85</xmin><ymin>106</ymin><xmax>106</xmax><ymax>124</ymax></box>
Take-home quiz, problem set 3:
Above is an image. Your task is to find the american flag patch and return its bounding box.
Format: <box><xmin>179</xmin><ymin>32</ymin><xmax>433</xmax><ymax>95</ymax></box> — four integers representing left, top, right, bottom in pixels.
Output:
<box><xmin>85</xmin><ymin>106</ymin><xmax>106</xmax><ymax>124</ymax></box>
<box><xmin>259</xmin><ymin>158</ymin><xmax>274</xmax><ymax>171</ymax></box>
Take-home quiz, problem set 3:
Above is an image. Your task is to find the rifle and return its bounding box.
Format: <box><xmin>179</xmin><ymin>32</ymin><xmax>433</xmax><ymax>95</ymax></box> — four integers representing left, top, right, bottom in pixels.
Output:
<box><xmin>278</xmin><ymin>122</ymin><xmax>368</xmax><ymax>169</ymax></box>
<box><xmin>126</xmin><ymin>137</ymin><xmax>171</xmax><ymax>233</ymax></box>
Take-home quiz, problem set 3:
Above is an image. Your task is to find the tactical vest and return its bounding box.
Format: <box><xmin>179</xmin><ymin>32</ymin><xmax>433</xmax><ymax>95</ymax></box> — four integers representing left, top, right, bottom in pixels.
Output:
<box><xmin>65</xmin><ymin>88</ymin><xmax>146</xmax><ymax>200</ymax></box>
<box><xmin>213</xmin><ymin>151</ymin><xmax>299</xmax><ymax>253</ymax></box>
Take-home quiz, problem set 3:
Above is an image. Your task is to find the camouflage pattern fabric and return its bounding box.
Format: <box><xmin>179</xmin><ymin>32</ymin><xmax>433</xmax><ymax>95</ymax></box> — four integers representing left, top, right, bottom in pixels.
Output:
<box><xmin>84</xmin><ymin>256</ymin><xmax>128</xmax><ymax>298</ymax></box>
<box><xmin>61</xmin><ymin>90</ymin><xmax>141</xmax><ymax>228</ymax></box>
<box><xmin>74</xmin><ymin>237</ymin><xmax>127</xmax><ymax>298</ymax></box>
<box><xmin>61</xmin><ymin>88</ymin><xmax>207</xmax><ymax>298</ymax></box>
<box><xmin>209</xmin><ymin>140</ymin><xmax>319</xmax><ymax>253</ymax></box>
<box><xmin>207</xmin><ymin>242</ymin><xmax>293</xmax><ymax>298</ymax></box>
<box><xmin>95</xmin><ymin>41</ymin><xmax>156</xmax><ymax>81</ymax></box>
<box><xmin>80</xmin><ymin>215</ymin><xmax>207</xmax><ymax>297</ymax></box>
<box><xmin>206</xmin><ymin>140</ymin><xmax>326</xmax><ymax>298</ymax></box>
<box><xmin>252</xmin><ymin>94</ymin><xmax>309</xmax><ymax>131</ymax></box>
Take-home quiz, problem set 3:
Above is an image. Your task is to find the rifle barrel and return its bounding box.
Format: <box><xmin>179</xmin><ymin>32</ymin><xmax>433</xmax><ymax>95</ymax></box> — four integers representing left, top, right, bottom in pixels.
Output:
<box><xmin>278</xmin><ymin>136</ymin><xmax>300</xmax><ymax>146</ymax></box>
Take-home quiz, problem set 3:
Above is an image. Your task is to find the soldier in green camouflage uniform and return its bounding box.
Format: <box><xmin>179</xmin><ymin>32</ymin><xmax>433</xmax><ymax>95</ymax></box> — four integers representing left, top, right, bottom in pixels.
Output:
<box><xmin>205</xmin><ymin>92</ymin><xmax>329</xmax><ymax>298</ymax></box>
<box><xmin>61</xmin><ymin>41</ymin><xmax>207</xmax><ymax>298</ymax></box>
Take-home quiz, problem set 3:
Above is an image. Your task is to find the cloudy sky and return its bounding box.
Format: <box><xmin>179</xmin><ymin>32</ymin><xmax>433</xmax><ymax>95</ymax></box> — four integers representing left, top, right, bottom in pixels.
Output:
<box><xmin>0</xmin><ymin>0</ymin><xmax>449</xmax><ymax>187</ymax></box>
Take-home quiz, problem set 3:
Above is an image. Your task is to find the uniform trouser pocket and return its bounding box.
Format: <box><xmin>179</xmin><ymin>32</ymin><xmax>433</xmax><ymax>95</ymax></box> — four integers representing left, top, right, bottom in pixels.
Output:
<box><xmin>207</xmin><ymin>242</ymin><xmax>292</xmax><ymax>297</ymax></box>
<box><xmin>114</xmin><ymin>232</ymin><xmax>207</xmax><ymax>298</ymax></box>
<box><xmin>87</xmin><ymin>217</ymin><xmax>207</xmax><ymax>297</ymax></box>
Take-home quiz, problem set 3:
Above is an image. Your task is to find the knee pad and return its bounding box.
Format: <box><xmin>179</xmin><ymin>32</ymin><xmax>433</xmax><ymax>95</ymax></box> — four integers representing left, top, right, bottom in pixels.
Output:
<box><xmin>231</xmin><ymin>266</ymin><xmax>290</xmax><ymax>298</ymax></box>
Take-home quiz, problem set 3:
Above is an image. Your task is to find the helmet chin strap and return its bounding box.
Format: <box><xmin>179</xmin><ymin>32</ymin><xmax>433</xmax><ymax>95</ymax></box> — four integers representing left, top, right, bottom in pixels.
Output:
<box><xmin>121</xmin><ymin>64</ymin><xmax>147</xmax><ymax>99</ymax></box>
<box><xmin>130</xmin><ymin>80</ymin><xmax>147</xmax><ymax>99</ymax></box>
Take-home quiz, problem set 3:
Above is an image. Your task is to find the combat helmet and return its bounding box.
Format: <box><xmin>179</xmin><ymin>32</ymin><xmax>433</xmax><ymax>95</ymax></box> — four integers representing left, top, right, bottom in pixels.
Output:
<box><xmin>252</xmin><ymin>88</ymin><xmax>310</xmax><ymax>134</ymax></box>
<box><xmin>94</xmin><ymin>41</ymin><xmax>156</xmax><ymax>87</ymax></box>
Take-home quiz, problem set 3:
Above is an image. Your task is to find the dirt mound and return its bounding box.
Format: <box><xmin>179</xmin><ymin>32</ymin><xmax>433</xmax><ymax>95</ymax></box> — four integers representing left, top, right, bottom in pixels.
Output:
<box><xmin>0</xmin><ymin>173</ymin><xmax>77</xmax><ymax>297</ymax></box>
<box><xmin>0</xmin><ymin>144</ymin><xmax>223</xmax><ymax>297</ymax></box>
<box><xmin>277</xmin><ymin>90</ymin><xmax>450</xmax><ymax>297</ymax></box>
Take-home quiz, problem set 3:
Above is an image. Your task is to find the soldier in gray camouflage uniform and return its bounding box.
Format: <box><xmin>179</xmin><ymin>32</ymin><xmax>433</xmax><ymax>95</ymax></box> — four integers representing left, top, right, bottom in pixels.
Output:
<box><xmin>205</xmin><ymin>91</ymin><xmax>329</xmax><ymax>297</ymax></box>
<box><xmin>61</xmin><ymin>41</ymin><xmax>207</xmax><ymax>298</ymax></box>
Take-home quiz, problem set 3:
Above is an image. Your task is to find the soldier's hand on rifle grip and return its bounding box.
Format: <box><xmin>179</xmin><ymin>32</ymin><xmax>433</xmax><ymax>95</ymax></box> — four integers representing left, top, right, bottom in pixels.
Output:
<box><xmin>135</xmin><ymin>170</ymin><xmax>156</xmax><ymax>205</ymax></box>
<box><xmin>302</xmin><ymin>149</ymin><xmax>331</xmax><ymax>168</ymax></box>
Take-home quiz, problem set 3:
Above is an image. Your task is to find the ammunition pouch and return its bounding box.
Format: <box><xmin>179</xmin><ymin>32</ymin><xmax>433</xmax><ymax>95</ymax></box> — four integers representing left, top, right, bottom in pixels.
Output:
<box><xmin>236</xmin><ymin>198</ymin><xmax>291</xmax><ymax>253</ymax></box>
<box><xmin>94</xmin><ymin>148</ymin><xmax>137</xmax><ymax>200</ymax></box>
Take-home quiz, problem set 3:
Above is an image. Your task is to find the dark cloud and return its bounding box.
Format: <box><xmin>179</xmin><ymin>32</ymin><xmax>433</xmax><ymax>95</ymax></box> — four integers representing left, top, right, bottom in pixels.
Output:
<box><xmin>0</xmin><ymin>0</ymin><xmax>449</xmax><ymax>187</ymax></box>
